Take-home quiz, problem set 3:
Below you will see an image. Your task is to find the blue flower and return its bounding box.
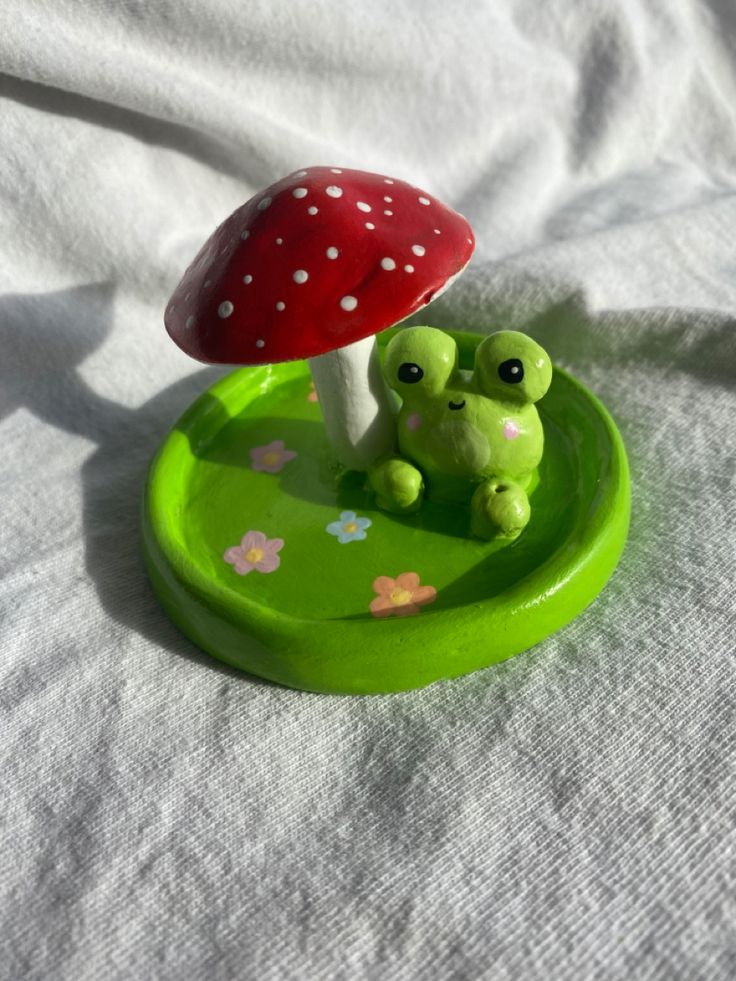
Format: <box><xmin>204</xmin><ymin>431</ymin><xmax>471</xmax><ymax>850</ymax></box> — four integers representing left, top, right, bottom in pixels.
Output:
<box><xmin>326</xmin><ymin>510</ymin><xmax>372</xmax><ymax>544</ymax></box>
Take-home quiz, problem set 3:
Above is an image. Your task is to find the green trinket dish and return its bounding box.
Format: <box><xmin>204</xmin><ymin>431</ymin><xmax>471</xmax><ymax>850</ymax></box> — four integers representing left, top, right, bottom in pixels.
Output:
<box><xmin>142</xmin><ymin>328</ymin><xmax>630</xmax><ymax>694</ymax></box>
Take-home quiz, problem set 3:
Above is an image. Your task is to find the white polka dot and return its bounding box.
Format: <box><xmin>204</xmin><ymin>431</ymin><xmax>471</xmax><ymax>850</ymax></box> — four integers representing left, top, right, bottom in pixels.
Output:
<box><xmin>185</xmin><ymin>315</ymin><xmax>195</xmax><ymax>329</ymax></box>
<box><xmin>293</xmin><ymin>170</ymin><xmax>308</xmax><ymax>177</ymax></box>
<box><xmin>276</xmin><ymin>301</ymin><xmax>286</xmax><ymax>311</ymax></box>
<box><xmin>256</xmin><ymin>339</ymin><xmax>265</xmax><ymax>348</ymax></box>
<box><xmin>257</xmin><ymin>196</ymin><xmax>272</xmax><ymax>210</ymax></box>
<box><xmin>384</xmin><ymin>196</ymin><xmax>392</xmax><ymax>203</ymax></box>
<box><xmin>384</xmin><ymin>179</ymin><xmax>394</xmax><ymax>184</ymax></box>
<box><xmin>218</xmin><ymin>301</ymin><xmax>234</xmax><ymax>318</ymax></box>
<box><xmin>467</xmin><ymin>237</ymin><xmax>472</xmax><ymax>243</ymax></box>
<box><xmin>384</xmin><ymin>210</ymin><xmax>393</xmax><ymax>216</ymax></box>
<box><xmin>381</xmin><ymin>257</ymin><xmax>396</xmax><ymax>270</ymax></box>
<box><xmin>340</xmin><ymin>295</ymin><xmax>358</xmax><ymax>311</ymax></box>
<box><xmin>357</xmin><ymin>201</ymin><xmax>371</xmax><ymax>212</ymax></box>
<box><xmin>330</xmin><ymin>168</ymin><xmax>343</xmax><ymax>173</ymax></box>
<box><xmin>308</xmin><ymin>206</ymin><xmax>318</xmax><ymax>215</ymax></box>
<box><xmin>241</xmin><ymin>229</ymin><xmax>250</xmax><ymax>240</ymax></box>
<box><xmin>404</xmin><ymin>264</ymin><xmax>414</xmax><ymax>273</ymax></box>
<box><xmin>365</xmin><ymin>222</ymin><xmax>375</xmax><ymax>229</ymax></box>
<box><xmin>434</xmin><ymin>228</ymin><xmax>441</xmax><ymax>235</ymax></box>
<box><xmin>412</xmin><ymin>244</ymin><xmax>426</xmax><ymax>256</ymax></box>
<box><xmin>243</xmin><ymin>274</ymin><xmax>253</xmax><ymax>284</ymax></box>
<box><xmin>293</xmin><ymin>269</ymin><xmax>308</xmax><ymax>284</ymax></box>
<box><xmin>292</xmin><ymin>187</ymin><xmax>307</xmax><ymax>198</ymax></box>
<box><xmin>418</xmin><ymin>196</ymin><xmax>430</xmax><ymax>206</ymax></box>
<box><xmin>325</xmin><ymin>186</ymin><xmax>343</xmax><ymax>198</ymax></box>
<box><xmin>326</xmin><ymin>247</ymin><xmax>339</xmax><ymax>259</ymax></box>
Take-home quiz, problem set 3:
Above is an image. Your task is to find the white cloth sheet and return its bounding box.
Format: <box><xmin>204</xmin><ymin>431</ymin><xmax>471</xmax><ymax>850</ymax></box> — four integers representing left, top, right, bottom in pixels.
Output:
<box><xmin>1</xmin><ymin>1</ymin><xmax>735</xmax><ymax>978</ymax></box>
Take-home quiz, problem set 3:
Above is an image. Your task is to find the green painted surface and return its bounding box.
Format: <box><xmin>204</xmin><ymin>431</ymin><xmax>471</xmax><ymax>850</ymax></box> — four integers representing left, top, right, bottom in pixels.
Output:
<box><xmin>142</xmin><ymin>329</ymin><xmax>630</xmax><ymax>694</ymax></box>
<box><xmin>372</xmin><ymin>326</ymin><xmax>552</xmax><ymax>536</ymax></box>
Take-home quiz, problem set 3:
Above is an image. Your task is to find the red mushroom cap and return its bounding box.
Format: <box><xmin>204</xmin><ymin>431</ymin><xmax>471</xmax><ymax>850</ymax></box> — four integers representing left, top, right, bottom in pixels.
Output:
<box><xmin>164</xmin><ymin>166</ymin><xmax>475</xmax><ymax>365</ymax></box>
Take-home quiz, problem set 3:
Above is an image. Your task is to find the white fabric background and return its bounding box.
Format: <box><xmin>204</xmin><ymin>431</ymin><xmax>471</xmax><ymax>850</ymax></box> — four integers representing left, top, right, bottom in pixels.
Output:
<box><xmin>1</xmin><ymin>2</ymin><xmax>735</xmax><ymax>978</ymax></box>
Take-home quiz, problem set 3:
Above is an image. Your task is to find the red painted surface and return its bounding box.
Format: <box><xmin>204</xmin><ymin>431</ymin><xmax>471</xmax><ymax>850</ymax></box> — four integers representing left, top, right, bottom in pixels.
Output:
<box><xmin>164</xmin><ymin>166</ymin><xmax>475</xmax><ymax>365</ymax></box>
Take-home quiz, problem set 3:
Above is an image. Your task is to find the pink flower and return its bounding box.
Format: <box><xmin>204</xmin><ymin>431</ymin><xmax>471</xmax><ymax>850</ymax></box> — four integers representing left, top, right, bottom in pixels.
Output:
<box><xmin>250</xmin><ymin>440</ymin><xmax>297</xmax><ymax>474</ymax></box>
<box><xmin>307</xmin><ymin>381</ymin><xmax>319</xmax><ymax>402</ymax></box>
<box><xmin>370</xmin><ymin>572</ymin><xmax>437</xmax><ymax>618</ymax></box>
<box><xmin>224</xmin><ymin>531</ymin><xmax>284</xmax><ymax>576</ymax></box>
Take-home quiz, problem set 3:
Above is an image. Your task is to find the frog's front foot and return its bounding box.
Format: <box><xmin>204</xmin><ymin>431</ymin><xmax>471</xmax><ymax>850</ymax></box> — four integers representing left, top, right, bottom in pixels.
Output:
<box><xmin>471</xmin><ymin>478</ymin><xmax>530</xmax><ymax>540</ymax></box>
<box><xmin>368</xmin><ymin>457</ymin><xmax>424</xmax><ymax>514</ymax></box>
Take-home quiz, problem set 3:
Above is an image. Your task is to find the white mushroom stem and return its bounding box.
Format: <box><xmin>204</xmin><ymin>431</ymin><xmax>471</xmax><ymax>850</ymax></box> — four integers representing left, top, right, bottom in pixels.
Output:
<box><xmin>308</xmin><ymin>334</ymin><xmax>397</xmax><ymax>470</ymax></box>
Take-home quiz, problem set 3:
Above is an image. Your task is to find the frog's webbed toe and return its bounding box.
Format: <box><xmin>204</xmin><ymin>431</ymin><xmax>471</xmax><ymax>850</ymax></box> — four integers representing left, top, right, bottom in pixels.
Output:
<box><xmin>368</xmin><ymin>457</ymin><xmax>425</xmax><ymax>514</ymax></box>
<box><xmin>471</xmin><ymin>478</ymin><xmax>530</xmax><ymax>540</ymax></box>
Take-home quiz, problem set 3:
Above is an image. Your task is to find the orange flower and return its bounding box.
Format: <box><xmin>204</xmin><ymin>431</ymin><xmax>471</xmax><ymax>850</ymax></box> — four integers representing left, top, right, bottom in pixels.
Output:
<box><xmin>370</xmin><ymin>572</ymin><xmax>437</xmax><ymax>618</ymax></box>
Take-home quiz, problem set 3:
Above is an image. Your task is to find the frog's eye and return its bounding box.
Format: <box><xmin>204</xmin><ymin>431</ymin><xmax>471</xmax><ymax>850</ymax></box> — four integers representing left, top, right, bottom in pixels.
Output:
<box><xmin>398</xmin><ymin>363</ymin><xmax>424</xmax><ymax>384</ymax></box>
<box><xmin>383</xmin><ymin>325</ymin><xmax>458</xmax><ymax>398</ymax></box>
<box><xmin>474</xmin><ymin>331</ymin><xmax>551</xmax><ymax>404</ymax></box>
<box><xmin>498</xmin><ymin>358</ymin><xmax>524</xmax><ymax>384</ymax></box>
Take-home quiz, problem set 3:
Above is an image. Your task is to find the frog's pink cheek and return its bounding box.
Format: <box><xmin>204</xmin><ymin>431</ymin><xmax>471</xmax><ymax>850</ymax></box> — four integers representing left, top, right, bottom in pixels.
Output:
<box><xmin>406</xmin><ymin>413</ymin><xmax>423</xmax><ymax>432</ymax></box>
<box><xmin>503</xmin><ymin>420</ymin><xmax>520</xmax><ymax>440</ymax></box>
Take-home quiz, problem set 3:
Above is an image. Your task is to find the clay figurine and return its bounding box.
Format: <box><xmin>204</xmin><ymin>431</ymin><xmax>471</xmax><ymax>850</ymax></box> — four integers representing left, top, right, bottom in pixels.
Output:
<box><xmin>369</xmin><ymin>325</ymin><xmax>552</xmax><ymax>539</ymax></box>
<box><xmin>146</xmin><ymin>165</ymin><xmax>630</xmax><ymax>693</ymax></box>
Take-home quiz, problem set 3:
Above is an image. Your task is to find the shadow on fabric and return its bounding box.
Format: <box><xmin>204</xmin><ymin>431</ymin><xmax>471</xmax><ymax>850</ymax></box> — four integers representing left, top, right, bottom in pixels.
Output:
<box><xmin>0</xmin><ymin>283</ymin><xmax>277</xmax><ymax>684</ymax></box>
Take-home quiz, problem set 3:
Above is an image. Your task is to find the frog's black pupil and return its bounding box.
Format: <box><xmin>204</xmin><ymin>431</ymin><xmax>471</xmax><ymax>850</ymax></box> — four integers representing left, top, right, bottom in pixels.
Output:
<box><xmin>498</xmin><ymin>358</ymin><xmax>524</xmax><ymax>384</ymax></box>
<box><xmin>398</xmin><ymin>362</ymin><xmax>424</xmax><ymax>384</ymax></box>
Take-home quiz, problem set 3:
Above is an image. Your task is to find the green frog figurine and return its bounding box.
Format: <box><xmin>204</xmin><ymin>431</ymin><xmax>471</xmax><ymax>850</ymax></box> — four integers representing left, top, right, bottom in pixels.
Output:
<box><xmin>369</xmin><ymin>326</ymin><xmax>552</xmax><ymax>540</ymax></box>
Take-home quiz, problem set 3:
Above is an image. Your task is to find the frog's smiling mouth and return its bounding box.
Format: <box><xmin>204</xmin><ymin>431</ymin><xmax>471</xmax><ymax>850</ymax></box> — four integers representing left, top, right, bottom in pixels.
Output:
<box><xmin>448</xmin><ymin>399</ymin><xmax>466</xmax><ymax>411</ymax></box>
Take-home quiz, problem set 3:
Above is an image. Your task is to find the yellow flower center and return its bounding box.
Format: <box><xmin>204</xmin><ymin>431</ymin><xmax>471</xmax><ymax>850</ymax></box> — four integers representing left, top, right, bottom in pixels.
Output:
<box><xmin>390</xmin><ymin>587</ymin><xmax>413</xmax><ymax>606</ymax></box>
<box><xmin>263</xmin><ymin>451</ymin><xmax>280</xmax><ymax>466</ymax></box>
<box><xmin>343</xmin><ymin>522</ymin><xmax>358</xmax><ymax>533</ymax></box>
<box><xmin>245</xmin><ymin>547</ymin><xmax>264</xmax><ymax>563</ymax></box>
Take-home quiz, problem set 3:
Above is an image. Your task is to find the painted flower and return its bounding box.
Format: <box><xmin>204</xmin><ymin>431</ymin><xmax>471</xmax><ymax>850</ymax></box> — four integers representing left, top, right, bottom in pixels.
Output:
<box><xmin>224</xmin><ymin>531</ymin><xmax>284</xmax><ymax>575</ymax></box>
<box><xmin>326</xmin><ymin>510</ymin><xmax>372</xmax><ymax>543</ymax></box>
<box><xmin>370</xmin><ymin>572</ymin><xmax>437</xmax><ymax>618</ymax></box>
<box><xmin>250</xmin><ymin>439</ymin><xmax>297</xmax><ymax>473</ymax></box>
<box><xmin>307</xmin><ymin>381</ymin><xmax>319</xmax><ymax>402</ymax></box>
